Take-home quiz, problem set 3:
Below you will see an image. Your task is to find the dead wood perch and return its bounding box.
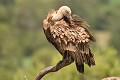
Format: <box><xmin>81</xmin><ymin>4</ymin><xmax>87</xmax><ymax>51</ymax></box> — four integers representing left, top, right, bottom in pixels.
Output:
<box><xmin>34</xmin><ymin>66</ymin><xmax>54</xmax><ymax>80</ymax></box>
<box><xmin>35</xmin><ymin>58</ymin><xmax>73</xmax><ymax>80</ymax></box>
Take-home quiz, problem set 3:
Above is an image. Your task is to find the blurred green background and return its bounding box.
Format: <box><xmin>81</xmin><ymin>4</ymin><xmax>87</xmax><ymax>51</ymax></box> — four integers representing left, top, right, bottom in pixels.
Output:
<box><xmin>0</xmin><ymin>0</ymin><xmax>120</xmax><ymax>80</ymax></box>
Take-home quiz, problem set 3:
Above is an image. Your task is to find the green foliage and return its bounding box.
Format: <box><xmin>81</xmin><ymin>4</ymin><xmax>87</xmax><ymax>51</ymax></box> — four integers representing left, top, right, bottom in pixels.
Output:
<box><xmin>0</xmin><ymin>0</ymin><xmax>120</xmax><ymax>80</ymax></box>
<box><xmin>109</xmin><ymin>5</ymin><xmax>120</xmax><ymax>52</ymax></box>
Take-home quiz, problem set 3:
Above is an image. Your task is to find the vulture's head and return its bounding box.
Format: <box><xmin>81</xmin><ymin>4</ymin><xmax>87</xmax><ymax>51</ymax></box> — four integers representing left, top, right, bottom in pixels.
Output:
<box><xmin>52</xmin><ymin>6</ymin><xmax>72</xmax><ymax>22</ymax></box>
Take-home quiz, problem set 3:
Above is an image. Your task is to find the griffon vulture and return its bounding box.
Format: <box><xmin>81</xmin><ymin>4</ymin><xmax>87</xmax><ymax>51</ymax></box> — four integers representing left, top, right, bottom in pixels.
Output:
<box><xmin>43</xmin><ymin>6</ymin><xmax>96</xmax><ymax>73</ymax></box>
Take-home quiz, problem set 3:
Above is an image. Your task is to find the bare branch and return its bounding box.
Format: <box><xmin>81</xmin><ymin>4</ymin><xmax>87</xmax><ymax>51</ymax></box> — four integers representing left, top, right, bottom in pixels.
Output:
<box><xmin>34</xmin><ymin>66</ymin><xmax>54</xmax><ymax>80</ymax></box>
<box><xmin>34</xmin><ymin>58</ymin><xmax>73</xmax><ymax>80</ymax></box>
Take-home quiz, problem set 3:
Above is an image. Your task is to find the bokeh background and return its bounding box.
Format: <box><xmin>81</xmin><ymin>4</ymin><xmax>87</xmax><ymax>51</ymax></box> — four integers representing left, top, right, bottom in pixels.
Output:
<box><xmin>0</xmin><ymin>0</ymin><xmax>120</xmax><ymax>80</ymax></box>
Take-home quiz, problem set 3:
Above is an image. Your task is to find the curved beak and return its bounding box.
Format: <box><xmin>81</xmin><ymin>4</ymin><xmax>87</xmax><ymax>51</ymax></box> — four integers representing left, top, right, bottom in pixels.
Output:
<box><xmin>63</xmin><ymin>10</ymin><xmax>72</xmax><ymax>20</ymax></box>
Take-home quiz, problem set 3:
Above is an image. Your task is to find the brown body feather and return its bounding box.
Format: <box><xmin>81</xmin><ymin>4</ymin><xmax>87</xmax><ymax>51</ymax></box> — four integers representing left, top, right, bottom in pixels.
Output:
<box><xmin>43</xmin><ymin>10</ymin><xmax>95</xmax><ymax>73</ymax></box>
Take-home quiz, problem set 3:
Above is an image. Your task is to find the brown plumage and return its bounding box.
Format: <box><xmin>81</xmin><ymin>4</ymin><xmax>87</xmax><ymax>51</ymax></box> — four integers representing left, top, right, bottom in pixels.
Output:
<box><xmin>43</xmin><ymin>6</ymin><xmax>96</xmax><ymax>73</ymax></box>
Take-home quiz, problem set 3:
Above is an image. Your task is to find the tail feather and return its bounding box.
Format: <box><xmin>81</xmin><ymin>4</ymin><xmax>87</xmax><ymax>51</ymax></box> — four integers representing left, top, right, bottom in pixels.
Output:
<box><xmin>66</xmin><ymin>43</ymin><xmax>95</xmax><ymax>73</ymax></box>
<box><xmin>76</xmin><ymin>62</ymin><xmax>84</xmax><ymax>73</ymax></box>
<box><xmin>74</xmin><ymin>43</ymin><xmax>95</xmax><ymax>73</ymax></box>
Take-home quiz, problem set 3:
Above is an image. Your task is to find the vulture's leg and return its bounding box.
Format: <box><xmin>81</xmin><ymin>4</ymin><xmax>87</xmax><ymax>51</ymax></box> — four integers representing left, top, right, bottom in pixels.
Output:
<box><xmin>35</xmin><ymin>56</ymin><xmax>74</xmax><ymax>80</ymax></box>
